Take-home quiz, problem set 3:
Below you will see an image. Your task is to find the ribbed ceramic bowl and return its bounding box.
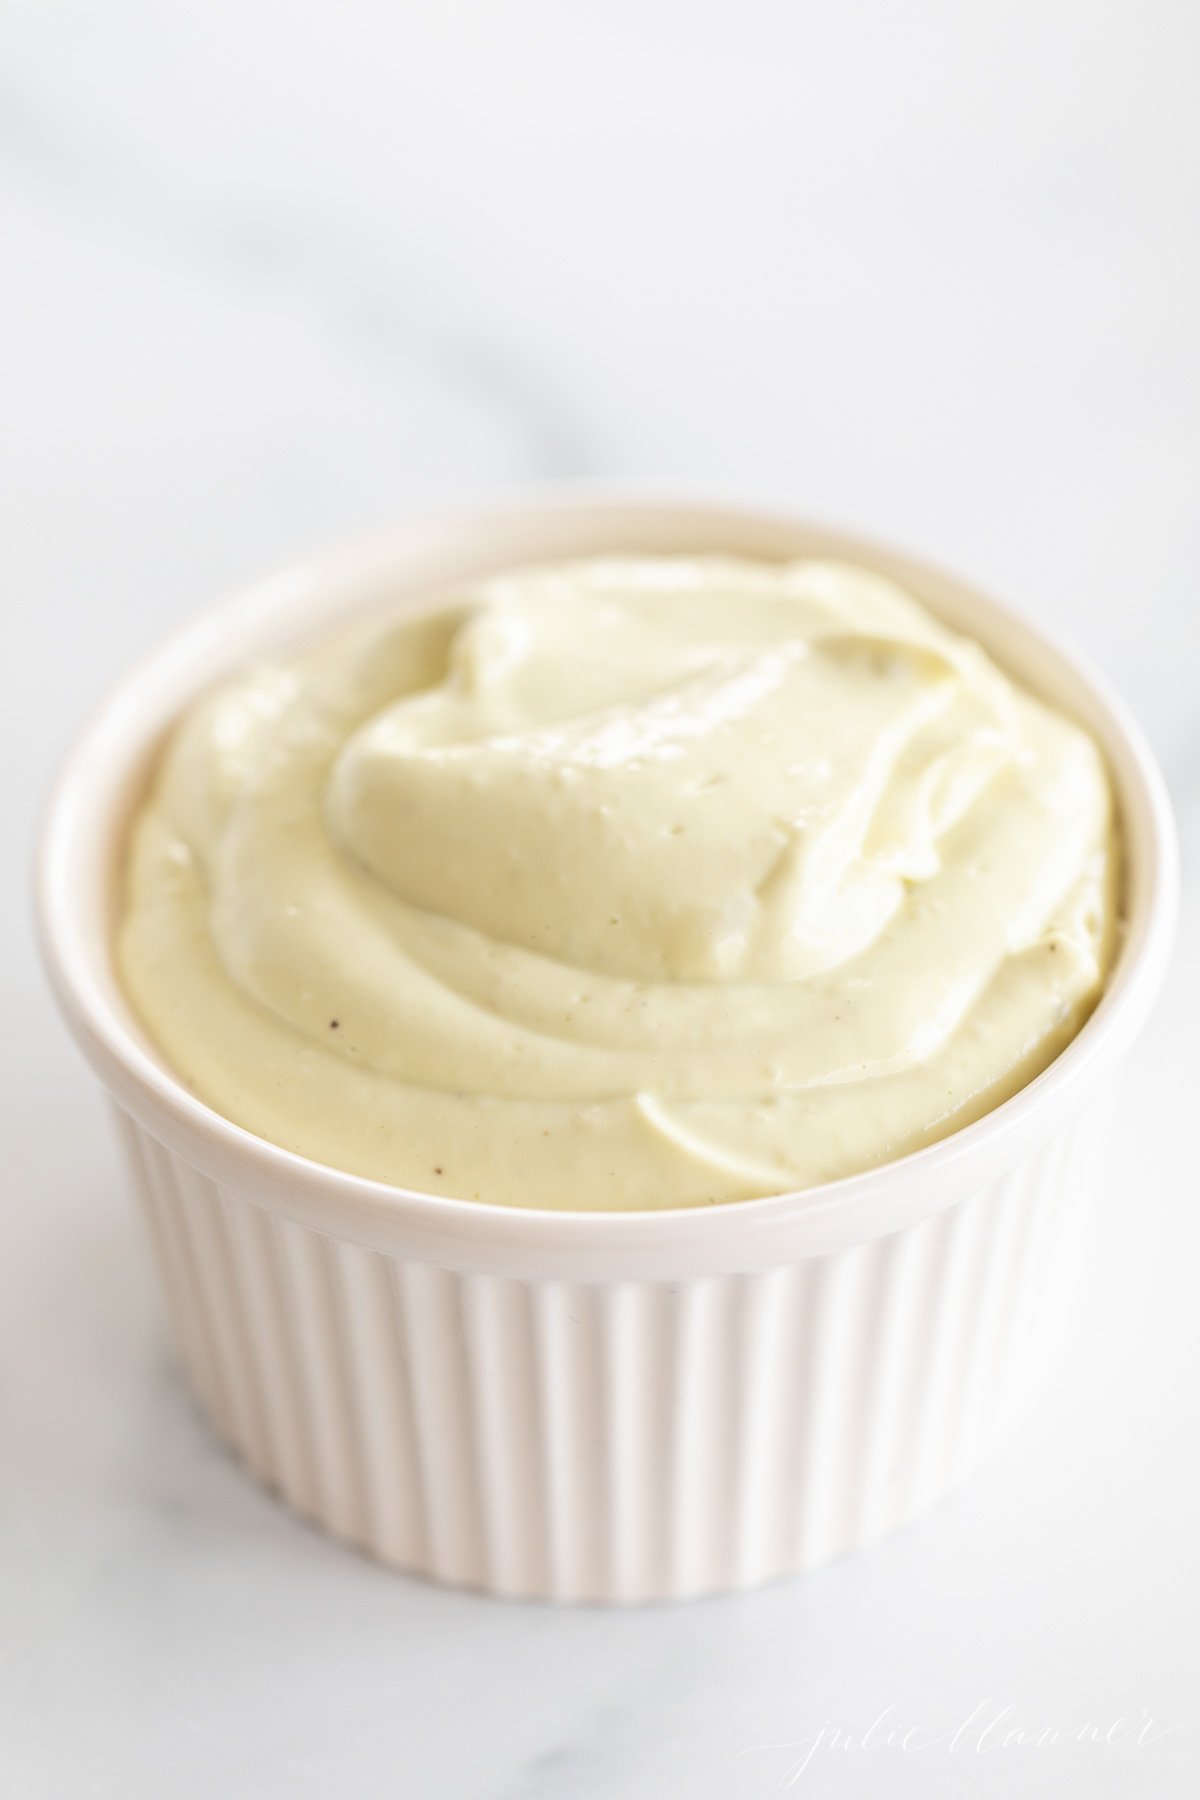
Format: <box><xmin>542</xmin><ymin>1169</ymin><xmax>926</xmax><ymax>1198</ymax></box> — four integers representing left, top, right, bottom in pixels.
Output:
<box><xmin>38</xmin><ymin>495</ymin><xmax>1177</xmax><ymax>1603</ymax></box>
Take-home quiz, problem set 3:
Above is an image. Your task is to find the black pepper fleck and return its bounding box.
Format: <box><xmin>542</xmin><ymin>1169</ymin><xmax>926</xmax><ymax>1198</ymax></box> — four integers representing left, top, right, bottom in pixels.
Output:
<box><xmin>329</xmin><ymin>1019</ymin><xmax>340</xmax><ymax>1029</ymax></box>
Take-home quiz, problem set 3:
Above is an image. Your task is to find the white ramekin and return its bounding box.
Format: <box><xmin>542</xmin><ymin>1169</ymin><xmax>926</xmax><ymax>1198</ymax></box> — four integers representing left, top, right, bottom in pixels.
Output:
<box><xmin>38</xmin><ymin>494</ymin><xmax>1177</xmax><ymax>1603</ymax></box>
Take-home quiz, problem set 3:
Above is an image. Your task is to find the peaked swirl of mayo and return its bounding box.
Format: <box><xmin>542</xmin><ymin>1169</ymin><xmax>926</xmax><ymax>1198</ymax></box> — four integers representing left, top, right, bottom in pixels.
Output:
<box><xmin>119</xmin><ymin>557</ymin><xmax>1117</xmax><ymax>1208</ymax></box>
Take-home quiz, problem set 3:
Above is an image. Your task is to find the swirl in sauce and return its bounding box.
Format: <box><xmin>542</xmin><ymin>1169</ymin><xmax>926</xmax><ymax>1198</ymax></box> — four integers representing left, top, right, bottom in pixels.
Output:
<box><xmin>119</xmin><ymin>557</ymin><xmax>1117</xmax><ymax>1208</ymax></box>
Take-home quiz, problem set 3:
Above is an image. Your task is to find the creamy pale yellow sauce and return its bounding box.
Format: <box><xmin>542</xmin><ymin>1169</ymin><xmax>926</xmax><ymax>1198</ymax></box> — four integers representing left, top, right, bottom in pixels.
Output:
<box><xmin>119</xmin><ymin>556</ymin><xmax>1117</xmax><ymax>1209</ymax></box>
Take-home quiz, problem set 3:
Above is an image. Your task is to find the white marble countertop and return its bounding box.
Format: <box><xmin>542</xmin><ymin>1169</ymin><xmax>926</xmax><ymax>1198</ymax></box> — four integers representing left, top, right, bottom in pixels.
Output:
<box><xmin>3</xmin><ymin>3</ymin><xmax>1198</xmax><ymax>1794</ymax></box>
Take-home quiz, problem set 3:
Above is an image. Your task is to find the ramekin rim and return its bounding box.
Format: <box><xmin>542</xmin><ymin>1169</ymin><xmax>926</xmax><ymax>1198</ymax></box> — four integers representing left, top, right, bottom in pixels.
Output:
<box><xmin>36</xmin><ymin>487</ymin><xmax>1180</xmax><ymax>1258</ymax></box>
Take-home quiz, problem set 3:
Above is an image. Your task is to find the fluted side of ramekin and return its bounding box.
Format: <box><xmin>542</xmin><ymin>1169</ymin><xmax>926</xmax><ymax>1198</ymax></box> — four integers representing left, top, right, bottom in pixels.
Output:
<box><xmin>115</xmin><ymin>1101</ymin><xmax>1100</xmax><ymax>1602</ymax></box>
